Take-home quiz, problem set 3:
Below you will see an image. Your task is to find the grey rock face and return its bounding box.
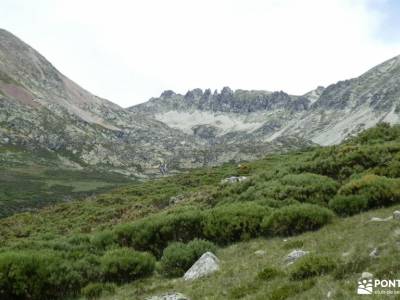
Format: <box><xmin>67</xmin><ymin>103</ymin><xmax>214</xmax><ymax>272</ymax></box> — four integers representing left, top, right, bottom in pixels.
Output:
<box><xmin>183</xmin><ymin>252</ymin><xmax>220</xmax><ymax>281</ymax></box>
<box><xmin>254</xmin><ymin>250</ymin><xmax>267</xmax><ymax>256</ymax></box>
<box><xmin>285</xmin><ymin>249</ymin><xmax>309</xmax><ymax>264</ymax></box>
<box><xmin>370</xmin><ymin>216</ymin><xmax>392</xmax><ymax>222</ymax></box>
<box><xmin>2</xmin><ymin>28</ymin><xmax>400</xmax><ymax>177</ymax></box>
<box><xmin>146</xmin><ymin>293</ymin><xmax>190</xmax><ymax>300</ymax></box>
<box><xmin>369</xmin><ymin>248</ymin><xmax>379</xmax><ymax>258</ymax></box>
<box><xmin>221</xmin><ymin>176</ymin><xmax>248</xmax><ymax>184</ymax></box>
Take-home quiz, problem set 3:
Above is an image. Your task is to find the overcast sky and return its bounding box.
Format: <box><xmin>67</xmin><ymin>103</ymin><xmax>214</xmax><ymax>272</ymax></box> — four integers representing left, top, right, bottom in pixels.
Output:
<box><xmin>1</xmin><ymin>0</ymin><xmax>400</xmax><ymax>107</ymax></box>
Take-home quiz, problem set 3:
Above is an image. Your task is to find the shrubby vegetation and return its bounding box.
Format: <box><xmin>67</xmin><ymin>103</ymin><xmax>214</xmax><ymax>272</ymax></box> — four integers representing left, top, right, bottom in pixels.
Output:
<box><xmin>261</xmin><ymin>204</ymin><xmax>334</xmax><ymax>236</ymax></box>
<box><xmin>160</xmin><ymin>239</ymin><xmax>216</xmax><ymax>277</ymax></box>
<box><xmin>289</xmin><ymin>255</ymin><xmax>336</xmax><ymax>280</ymax></box>
<box><xmin>2</xmin><ymin>123</ymin><xmax>400</xmax><ymax>298</ymax></box>
<box><xmin>100</xmin><ymin>248</ymin><xmax>155</xmax><ymax>283</ymax></box>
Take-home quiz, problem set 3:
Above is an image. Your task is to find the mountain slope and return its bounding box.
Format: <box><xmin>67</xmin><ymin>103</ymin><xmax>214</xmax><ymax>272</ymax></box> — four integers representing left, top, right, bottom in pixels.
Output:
<box><xmin>0</xmin><ymin>29</ymin><xmax>307</xmax><ymax>177</ymax></box>
<box><xmin>2</xmin><ymin>124</ymin><xmax>400</xmax><ymax>299</ymax></box>
<box><xmin>131</xmin><ymin>55</ymin><xmax>400</xmax><ymax>147</ymax></box>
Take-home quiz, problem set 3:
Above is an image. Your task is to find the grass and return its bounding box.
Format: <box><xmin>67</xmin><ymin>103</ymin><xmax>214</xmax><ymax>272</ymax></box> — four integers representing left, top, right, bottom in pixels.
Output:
<box><xmin>2</xmin><ymin>123</ymin><xmax>400</xmax><ymax>299</ymax></box>
<box><xmin>99</xmin><ymin>205</ymin><xmax>400</xmax><ymax>300</ymax></box>
<box><xmin>0</xmin><ymin>145</ymin><xmax>132</xmax><ymax>218</ymax></box>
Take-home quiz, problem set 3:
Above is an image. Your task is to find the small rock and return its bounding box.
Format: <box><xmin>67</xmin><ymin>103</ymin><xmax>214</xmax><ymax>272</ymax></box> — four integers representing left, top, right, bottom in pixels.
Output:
<box><xmin>327</xmin><ymin>291</ymin><xmax>332</xmax><ymax>298</ymax></box>
<box><xmin>169</xmin><ymin>195</ymin><xmax>184</xmax><ymax>205</ymax></box>
<box><xmin>369</xmin><ymin>248</ymin><xmax>379</xmax><ymax>258</ymax></box>
<box><xmin>183</xmin><ymin>252</ymin><xmax>220</xmax><ymax>281</ymax></box>
<box><xmin>361</xmin><ymin>272</ymin><xmax>373</xmax><ymax>279</ymax></box>
<box><xmin>370</xmin><ymin>216</ymin><xmax>392</xmax><ymax>222</ymax></box>
<box><xmin>341</xmin><ymin>251</ymin><xmax>350</xmax><ymax>257</ymax></box>
<box><xmin>254</xmin><ymin>250</ymin><xmax>266</xmax><ymax>256</ymax></box>
<box><xmin>221</xmin><ymin>176</ymin><xmax>247</xmax><ymax>184</ymax></box>
<box><xmin>393</xmin><ymin>211</ymin><xmax>400</xmax><ymax>220</ymax></box>
<box><xmin>285</xmin><ymin>249</ymin><xmax>309</xmax><ymax>264</ymax></box>
<box><xmin>146</xmin><ymin>293</ymin><xmax>190</xmax><ymax>300</ymax></box>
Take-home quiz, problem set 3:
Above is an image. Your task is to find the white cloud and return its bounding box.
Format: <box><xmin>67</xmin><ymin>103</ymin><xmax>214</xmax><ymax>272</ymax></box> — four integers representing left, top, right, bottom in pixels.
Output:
<box><xmin>1</xmin><ymin>0</ymin><xmax>399</xmax><ymax>107</ymax></box>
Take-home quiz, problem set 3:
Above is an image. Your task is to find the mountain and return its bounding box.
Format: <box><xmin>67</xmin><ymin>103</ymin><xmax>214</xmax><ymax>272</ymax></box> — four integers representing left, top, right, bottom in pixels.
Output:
<box><xmin>1</xmin><ymin>28</ymin><xmax>400</xmax><ymax>177</ymax></box>
<box><xmin>130</xmin><ymin>55</ymin><xmax>400</xmax><ymax>147</ymax></box>
<box><xmin>0</xmin><ymin>29</ymin><xmax>309</xmax><ymax>178</ymax></box>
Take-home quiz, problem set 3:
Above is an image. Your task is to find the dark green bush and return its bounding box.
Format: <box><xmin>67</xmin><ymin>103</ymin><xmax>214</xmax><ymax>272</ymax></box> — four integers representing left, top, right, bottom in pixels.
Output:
<box><xmin>160</xmin><ymin>239</ymin><xmax>216</xmax><ymax>277</ymax></box>
<box><xmin>261</xmin><ymin>204</ymin><xmax>334</xmax><ymax>236</ymax></box>
<box><xmin>328</xmin><ymin>195</ymin><xmax>369</xmax><ymax>216</ymax></box>
<box><xmin>114</xmin><ymin>209</ymin><xmax>205</xmax><ymax>257</ymax></box>
<box><xmin>187</xmin><ymin>239</ymin><xmax>217</xmax><ymax>258</ymax></box>
<box><xmin>81</xmin><ymin>282</ymin><xmax>116</xmax><ymax>299</ymax></box>
<box><xmin>276</xmin><ymin>173</ymin><xmax>339</xmax><ymax>205</ymax></box>
<box><xmin>91</xmin><ymin>230</ymin><xmax>117</xmax><ymax>250</ymax></box>
<box><xmin>0</xmin><ymin>250</ymin><xmax>78</xmax><ymax>300</ymax></box>
<box><xmin>289</xmin><ymin>255</ymin><xmax>336</xmax><ymax>280</ymax></box>
<box><xmin>100</xmin><ymin>248</ymin><xmax>155</xmax><ymax>283</ymax></box>
<box><xmin>338</xmin><ymin>174</ymin><xmax>400</xmax><ymax>209</ymax></box>
<box><xmin>202</xmin><ymin>202</ymin><xmax>270</xmax><ymax>244</ymax></box>
<box><xmin>257</xmin><ymin>266</ymin><xmax>284</xmax><ymax>281</ymax></box>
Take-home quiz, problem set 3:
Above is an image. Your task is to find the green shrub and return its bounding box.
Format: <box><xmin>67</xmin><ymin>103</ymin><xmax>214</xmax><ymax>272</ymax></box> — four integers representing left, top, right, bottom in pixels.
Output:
<box><xmin>257</xmin><ymin>266</ymin><xmax>283</xmax><ymax>281</ymax></box>
<box><xmin>329</xmin><ymin>195</ymin><xmax>369</xmax><ymax>216</ymax></box>
<box><xmin>100</xmin><ymin>248</ymin><xmax>155</xmax><ymax>283</ymax></box>
<box><xmin>276</xmin><ymin>173</ymin><xmax>339</xmax><ymax>205</ymax></box>
<box><xmin>338</xmin><ymin>174</ymin><xmax>400</xmax><ymax>209</ymax></box>
<box><xmin>81</xmin><ymin>282</ymin><xmax>116</xmax><ymax>299</ymax></box>
<box><xmin>261</xmin><ymin>204</ymin><xmax>334</xmax><ymax>236</ymax></box>
<box><xmin>0</xmin><ymin>250</ymin><xmax>78</xmax><ymax>299</ymax></box>
<box><xmin>114</xmin><ymin>209</ymin><xmax>205</xmax><ymax>257</ymax></box>
<box><xmin>187</xmin><ymin>239</ymin><xmax>217</xmax><ymax>258</ymax></box>
<box><xmin>91</xmin><ymin>230</ymin><xmax>117</xmax><ymax>250</ymax></box>
<box><xmin>160</xmin><ymin>239</ymin><xmax>216</xmax><ymax>277</ymax></box>
<box><xmin>202</xmin><ymin>203</ymin><xmax>270</xmax><ymax>244</ymax></box>
<box><xmin>289</xmin><ymin>255</ymin><xmax>336</xmax><ymax>280</ymax></box>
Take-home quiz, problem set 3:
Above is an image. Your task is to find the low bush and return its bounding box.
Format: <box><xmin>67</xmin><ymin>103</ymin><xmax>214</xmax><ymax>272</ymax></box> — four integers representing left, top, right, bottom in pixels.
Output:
<box><xmin>328</xmin><ymin>195</ymin><xmax>369</xmax><ymax>216</ymax></box>
<box><xmin>114</xmin><ymin>209</ymin><xmax>205</xmax><ymax>257</ymax></box>
<box><xmin>0</xmin><ymin>250</ymin><xmax>78</xmax><ymax>299</ymax></box>
<box><xmin>338</xmin><ymin>174</ymin><xmax>400</xmax><ymax>209</ymax></box>
<box><xmin>91</xmin><ymin>230</ymin><xmax>117</xmax><ymax>250</ymax></box>
<box><xmin>289</xmin><ymin>255</ymin><xmax>336</xmax><ymax>280</ymax></box>
<box><xmin>261</xmin><ymin>204</ymin><xmax>334</xmax><ymax>236</ymax></box>
<box><xmin>100</xmin><ymin>248</ymin><xmax>155</xmax><ymax>283</ymax></box>
<box><xmin>81</xmin><ymin>282</ymin><xmax>116</xmax><ymax>299</ymax></box>
<box><xmin>160</xmin><ymin>239</ymin><xmax>216</xmax><ymax>277</ymax></box>
<box><xmin>257</xmin><ymin>266</ymin><xmax>284</xmax><ymax>281</ymax></box>
<box><xmin>202</xmin><ymin>202</ymin><xmax>270</xmax><ymax>244</ymax></box>
<box><xmin>276</xmin><ymin>173</ymin><xmax>339</xmax><ymax>205</ymax></box>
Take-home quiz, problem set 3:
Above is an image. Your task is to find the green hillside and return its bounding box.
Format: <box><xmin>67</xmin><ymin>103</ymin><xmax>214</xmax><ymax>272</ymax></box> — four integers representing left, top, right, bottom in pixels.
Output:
<box><xmin>1</xmin><ymin>123</ymin><xmax>400</xmax><ymax>299</ymax></box>
<box><xmin>0</xmin><ymin>145</ymin><xmax>132</xmax><ymax>217</ymax></box>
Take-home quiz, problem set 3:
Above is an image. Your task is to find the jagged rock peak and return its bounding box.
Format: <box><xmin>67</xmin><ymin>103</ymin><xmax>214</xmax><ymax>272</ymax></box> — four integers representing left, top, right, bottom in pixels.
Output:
<box><xmin>160</xmin><ymin>90</ymin><xmax>176</xmax><ymax>98</ymax></box>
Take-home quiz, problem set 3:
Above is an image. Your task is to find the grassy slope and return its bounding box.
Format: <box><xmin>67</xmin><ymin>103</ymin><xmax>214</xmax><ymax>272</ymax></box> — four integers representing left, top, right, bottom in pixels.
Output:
<box><xmin>2</xmin><ymin>123</ymin><xmax>400</xmax><ymax>299</ymax></box>
<box><xmin>0</xmin><ymin>145</ymin><xmax>132</xmax><ymax>217</ymax></box>
<box><xmin>103</xmin><ymin>205</ymin><xmax>400</xmax><ymax>300</ymax></box>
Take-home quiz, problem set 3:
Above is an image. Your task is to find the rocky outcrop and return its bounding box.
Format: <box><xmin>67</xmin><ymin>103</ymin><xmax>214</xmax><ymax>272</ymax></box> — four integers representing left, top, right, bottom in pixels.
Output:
<box><xmin>285</xmin><ymin>249</ymin><xmax>309</xmax><ymax>264</ymax></box>
<box><xmin>183</xmin><ymin>252</ymin><xmax>220</xmax><ymax>281</ymax></box>
<box><xmin>146</xmin><ymin>293</ymin><xmax>190</xmax><ymax>300</ymax></box>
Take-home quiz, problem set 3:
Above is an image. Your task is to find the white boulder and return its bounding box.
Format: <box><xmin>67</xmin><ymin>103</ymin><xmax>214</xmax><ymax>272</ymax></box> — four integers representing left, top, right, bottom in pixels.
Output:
<box><xmin>183</xmin><ymin>252</ymin><xmax>220</xmax><ymax>281</ymax></box>
<box><xmin>285</xmin><ymin>249</ymin><xmax>309</xmax><ymax>264</ymax></box>
<box><xmin>146</xmin><ymin>293</ymin><xmax>190</xmax><ymax>300</ymax></box>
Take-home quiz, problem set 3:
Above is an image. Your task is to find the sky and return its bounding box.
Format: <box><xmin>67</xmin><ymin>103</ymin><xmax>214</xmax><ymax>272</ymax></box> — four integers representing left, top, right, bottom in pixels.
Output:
<box><xmin>1</xmin><ymin>0</ymin><xmax>400</xmax><ymax>107</ymax></box>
